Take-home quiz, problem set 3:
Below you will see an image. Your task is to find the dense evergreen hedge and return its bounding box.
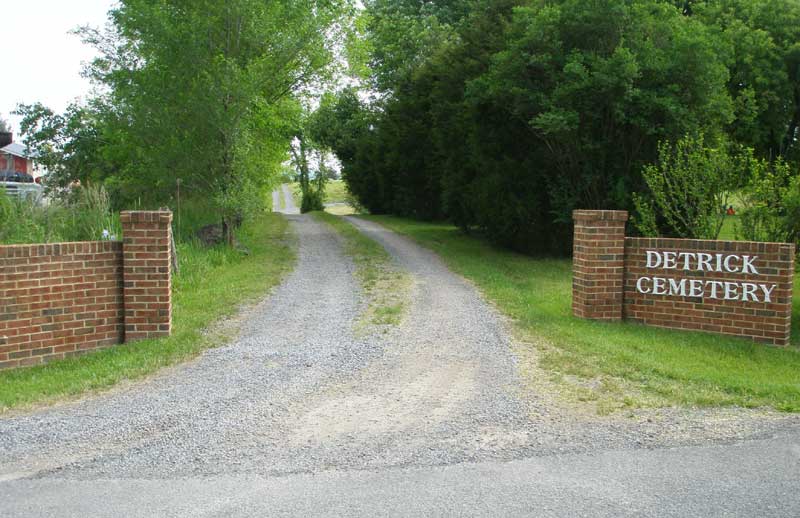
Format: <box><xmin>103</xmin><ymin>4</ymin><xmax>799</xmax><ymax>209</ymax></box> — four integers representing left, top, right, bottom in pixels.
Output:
<box><xmin>312</xmin><ymin>0</ymin><xmax>800</xmax><ymax>254</ymax></box>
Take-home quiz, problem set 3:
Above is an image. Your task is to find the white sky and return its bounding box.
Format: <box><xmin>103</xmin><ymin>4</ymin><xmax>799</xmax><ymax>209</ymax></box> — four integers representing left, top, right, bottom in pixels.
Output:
<box><xmin>1</xmin><ymin>0</ymin><xmax>117</xmax><ymax>135</ymax></box>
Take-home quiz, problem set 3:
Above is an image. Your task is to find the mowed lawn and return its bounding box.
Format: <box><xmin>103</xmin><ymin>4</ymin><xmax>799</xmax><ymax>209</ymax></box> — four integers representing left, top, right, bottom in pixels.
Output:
<box><xmin>0</xmin><ymin>213</ymin><xmax>295</xmax><ymax>412</ymax></box>
<box><xmin>364</xmin><ymin>216</ymin><xmax>800</xmax><ymax>413</ymax></box>
<box><xmin>324</xmin><ymin>180</ymin><xmax>351</xmax><ymax>205</ymax></box>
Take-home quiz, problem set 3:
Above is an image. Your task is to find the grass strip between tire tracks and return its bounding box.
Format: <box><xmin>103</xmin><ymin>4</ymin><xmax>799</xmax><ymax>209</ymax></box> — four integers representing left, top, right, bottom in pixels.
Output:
<box><xmin>312</xmin><ymin>211</ymin><xmax>410</xmax><ymax>330</ymax></box>
<box><xmin>0</xmin><ymin>213</ymin><xmax>296</xmax><ymax>413</ymax></box>
<box><xmin>362</xmin><ymin>215</ymin><xmax>800</xmax><ymax>414</ymax></box>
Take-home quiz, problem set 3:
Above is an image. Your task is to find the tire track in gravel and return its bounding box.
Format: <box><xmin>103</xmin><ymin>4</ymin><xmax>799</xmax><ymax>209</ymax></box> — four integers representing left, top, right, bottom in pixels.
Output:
<box><xmin>2</xmin><ymin>204</ymin><xmax>798</xmax><ymax>485</ymax></box>
<box><xmin>0</xmin><ymin>206</ymin><xmax>535</xmax><ymax>481</ymax></box>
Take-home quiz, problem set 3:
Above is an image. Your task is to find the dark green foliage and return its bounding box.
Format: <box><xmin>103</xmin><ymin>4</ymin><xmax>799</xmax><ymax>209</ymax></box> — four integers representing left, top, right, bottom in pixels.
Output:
<box><xmin>323</xmin><ymin>0</ymin><xmax>790</xmax><ymax>254</ymax></box>
<box><xmin>300</xmin><ymin>190</ymin><xmax>325</xmax><ymax>213</ymax></box>
<box><xmin>479</xmin><ymin>1</ymin><xmax>732</xmax><ymax>225</ymax></box>
<box><xmin>738</xmin><ymin>158</ymin><xmax>800</xmax><ymax>246</ymax></box>
<box><xmin>691</xmin><ymin>0</ymin><xmax>800</xmax><ymax>162</ymax></box>
<box><xmin>290</xmin><ymin>127</ymin><xmax>328</xmax><ymax>214</ymax></box>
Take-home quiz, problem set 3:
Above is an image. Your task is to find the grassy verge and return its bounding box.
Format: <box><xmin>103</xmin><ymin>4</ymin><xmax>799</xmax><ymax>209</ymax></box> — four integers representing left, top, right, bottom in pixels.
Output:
<box><xmin>0</xmin><ymin>212</ymin><xmax>295</xmax><ymax>412</ymax></box>
<box><xmin>324</xmin><ymin>180</ymin><xmax>349</xmax><ymax>204</ymax></box>
<box><xmin>718</xmin><ymin>214</ymin><xmax>740</xmax><ymax>241</ymax></box>
<box><xmin>312</xmin><ymin>212</ymin><xmax>409</xmax><ymax>329</ymax></box>
<box><xmin>363</xmin><ymin>215</ymin><xmax>800</xmax><ymax>413</ymax></box>
<box><xmin>324</xmin><ymin>180</ymin><xmax>357</xmax><ymax>215</ymax></box>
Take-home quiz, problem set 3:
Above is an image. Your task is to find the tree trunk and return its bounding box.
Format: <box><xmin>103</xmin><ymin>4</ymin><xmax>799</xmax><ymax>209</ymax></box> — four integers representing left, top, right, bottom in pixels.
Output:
<box><xmin>222</xmin><ymin>217</ymin><xmax>234</xmax><ymax>247</ymax></box>
<box><xmin>781</xmin><ymin>87</ymin><xmax>800</xmax><ymax>157</ymax></box>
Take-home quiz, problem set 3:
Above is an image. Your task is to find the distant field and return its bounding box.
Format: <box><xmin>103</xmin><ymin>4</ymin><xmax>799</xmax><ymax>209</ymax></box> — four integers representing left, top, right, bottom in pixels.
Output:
<box><xmin>288</xmin><ymin>180</ymin><xmax>356</xmax><ymax>214</ymax></box>
<box><xmin>718</xmin><ymin>214</ymin><xmax>739</xmax><ymax>241</ymax></box>
<box><xmin>324</xmin><ymin>180</ymin><xmax>357</xmax><ymax>215</ymax></box>
<box><xmin>325</xmin><ymin>180</ymin><xmax>350</xmax><ymax>204</ymax></box>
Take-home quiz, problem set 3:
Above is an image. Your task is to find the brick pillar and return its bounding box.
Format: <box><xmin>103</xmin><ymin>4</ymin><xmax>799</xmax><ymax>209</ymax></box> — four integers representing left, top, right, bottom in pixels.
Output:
<box><xmin>120</xmin><ymin>211</ymin><xmax>173</xmax><ymax>342</ymax></box>
<box><xmin>572</xmin><ymin>210</ymin><xmax>628</xmax><ymax>321</ymax></box>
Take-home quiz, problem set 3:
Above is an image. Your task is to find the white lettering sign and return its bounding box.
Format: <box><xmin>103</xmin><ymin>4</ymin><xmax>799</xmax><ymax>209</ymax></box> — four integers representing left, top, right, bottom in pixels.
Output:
<box><xmin>636</xmin><ymin>251</ymin><xmax>777</xmax><ymax>303</ymax></box>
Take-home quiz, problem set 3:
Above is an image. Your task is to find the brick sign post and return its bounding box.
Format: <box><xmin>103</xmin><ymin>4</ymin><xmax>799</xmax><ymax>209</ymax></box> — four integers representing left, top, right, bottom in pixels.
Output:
<box><xmin>572</xmin><ymin>210</ymin><xmax>629</xmax><ymax>321</ymax></box>
<box><xmin>573</xmin><ymin>210</ymin><xmax>794</xmax><ymax>346</ymax></box>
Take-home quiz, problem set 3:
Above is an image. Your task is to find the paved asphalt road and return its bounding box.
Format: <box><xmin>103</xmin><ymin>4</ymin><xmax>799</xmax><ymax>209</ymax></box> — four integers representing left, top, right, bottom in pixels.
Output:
<box><xmin>2</xmin><ymin>433</ymin><xmax>798</xmax><ymax>517</ymax></box>
<box><xmin>1</xmin><ymin>187</ymin><xmax>799</xmax><ymax>517</ymax></box>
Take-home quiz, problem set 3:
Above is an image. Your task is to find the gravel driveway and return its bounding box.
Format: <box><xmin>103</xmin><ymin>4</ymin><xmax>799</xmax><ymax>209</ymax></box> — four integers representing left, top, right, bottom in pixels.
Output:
<box><xmin>1</xmin><ymin>196</ymin><xmax>799</xmax><ymax>516</ymax></box>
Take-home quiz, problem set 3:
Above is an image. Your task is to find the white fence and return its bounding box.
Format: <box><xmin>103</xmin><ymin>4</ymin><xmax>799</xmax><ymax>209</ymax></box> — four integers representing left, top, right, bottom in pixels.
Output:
<box><xmin>1</xmin><ymin>181</ymin><xmax>44</xmax><ymax>202</ymax></box>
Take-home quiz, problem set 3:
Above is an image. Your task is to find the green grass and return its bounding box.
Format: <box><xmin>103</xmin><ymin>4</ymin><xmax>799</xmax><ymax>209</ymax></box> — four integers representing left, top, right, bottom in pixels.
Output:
<box><xmin>718</xmin><ymin>215</ymin><xmax>740</xmax><ymax>241</ymax></box>
<box><xmin>1</xmin><ymin>184</ymin><xmax>121</xmax><ymax>245</ymax></box>
<box><xmin>324</xmin><ymin>180</ymin><xmax>350</xmax><ymax>204</ymax></box>
<box><xmin>362</xmin><ymin>215</ymin><xmax>800</xmax><ymax>413</ymax></box>
<box><xmin>0</xmin><ymin>212</ymin><xmax>296</xmax><ymax>412</ymax></box>
<box><xmin>313</xmin><ymin>212</ymin><xmax>409</xmax><ymax>328</ymax></box>
<box><xmin>324</xmin><ymin>180</ymin><xmax>357</xmax><ymax>215</ymax></box>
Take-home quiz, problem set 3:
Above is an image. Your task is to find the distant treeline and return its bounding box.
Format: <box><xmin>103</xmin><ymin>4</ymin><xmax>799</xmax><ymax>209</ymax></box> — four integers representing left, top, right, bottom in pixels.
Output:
<box><xmin>312</xmin><ymin>0</ymin><xmax>800</xmax><ymax>254</ymax></box>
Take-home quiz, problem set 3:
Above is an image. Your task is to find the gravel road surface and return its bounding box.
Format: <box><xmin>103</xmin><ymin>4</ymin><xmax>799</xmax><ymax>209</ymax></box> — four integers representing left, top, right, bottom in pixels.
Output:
<box><xmin>1</xmin><ymin>190</ymin><xmax>798</xmax><ymax>516</ymax></box>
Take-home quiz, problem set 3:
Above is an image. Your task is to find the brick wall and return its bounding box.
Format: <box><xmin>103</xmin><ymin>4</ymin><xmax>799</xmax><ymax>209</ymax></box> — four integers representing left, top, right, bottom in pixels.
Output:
<box><xmin>0</xmin><ymin>211</ymin><xmax>173</xmax><ymax>370</ymax></box>
<box><xmin>624</xmin><ymin>238</ymin><xmax>794</xmax><ymax>346</ymax></box>
<box><xmin>573</xmin><ymin>210</ymin><xmax>795</xmax><ymax>346</ymax></box>
<box><xmin>0</xmin><ymin>242</ymin><xmax>124</xmax><ymax>369</ymax></box>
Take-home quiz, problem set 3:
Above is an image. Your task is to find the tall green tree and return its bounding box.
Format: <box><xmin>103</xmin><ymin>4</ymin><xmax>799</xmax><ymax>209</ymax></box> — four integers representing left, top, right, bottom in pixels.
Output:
<box><xmin>100</xmin><ymin>0</ymin><xmax>352</xmax><ymax>241</ymax></box>
<box><xmin>19</xmin><ymin>0</ymin><xmax>352</xmax><ymax>243</ymax></box>
<box><xmin>471</xmin><ymin>0</ymin><xmax>732</xmax><ymax>221</ymax></box>
<box><xmin>364</xmin><ymin>0</ymin><xmax>470</xmax><ymax>91</ymax></box>
<box><xmin>15</xmin><ymin>100</ymin><xmax>116</xmax><ymax>192</ymax></box>
<box><xmin>308</xmin><ymin>0</ymin><xmax>800</xmax><ymax>253</ymax></box>
<box><xmin>324</xmin><ymin>0</ymin><xmax>738</xmax><ymax>252</ymax></box>
<box><xmin>690</xmin><ymin>0</ymin><xmax>800</xmax><ymax>162</ymax></box>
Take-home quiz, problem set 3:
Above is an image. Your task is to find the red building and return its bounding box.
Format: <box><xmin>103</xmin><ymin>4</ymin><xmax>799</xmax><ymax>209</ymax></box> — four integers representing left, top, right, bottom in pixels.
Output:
<box><xmin>1</xmin><ymin>143</ymin><xmax>31</xmax><ymax>173</ymax></box>
<box><xmin>1</xmin><ymin>133</ymin><xmax>38</xmax><ymax>178</ymax></box>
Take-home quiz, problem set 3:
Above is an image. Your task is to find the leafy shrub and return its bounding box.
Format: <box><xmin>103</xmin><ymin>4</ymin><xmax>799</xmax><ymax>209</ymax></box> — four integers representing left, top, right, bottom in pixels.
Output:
<box><xmin>737</xmin><ymin>158</ymin><xmax>800</xmax><ymax>245</ymax></box>
<box><xmin>300</xmin><ymin>188</ymin><xmax>325</xmax><ymax>213</ymax></box>
<box><xmin>299</xmin><ymin>172</ymin><xmax>326</xmax><ymax>214</ymax></box>
<box><xmin>633</xmin><ymin>135</ymin><xmax>741</xmax><ymax>239</ymax></box>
